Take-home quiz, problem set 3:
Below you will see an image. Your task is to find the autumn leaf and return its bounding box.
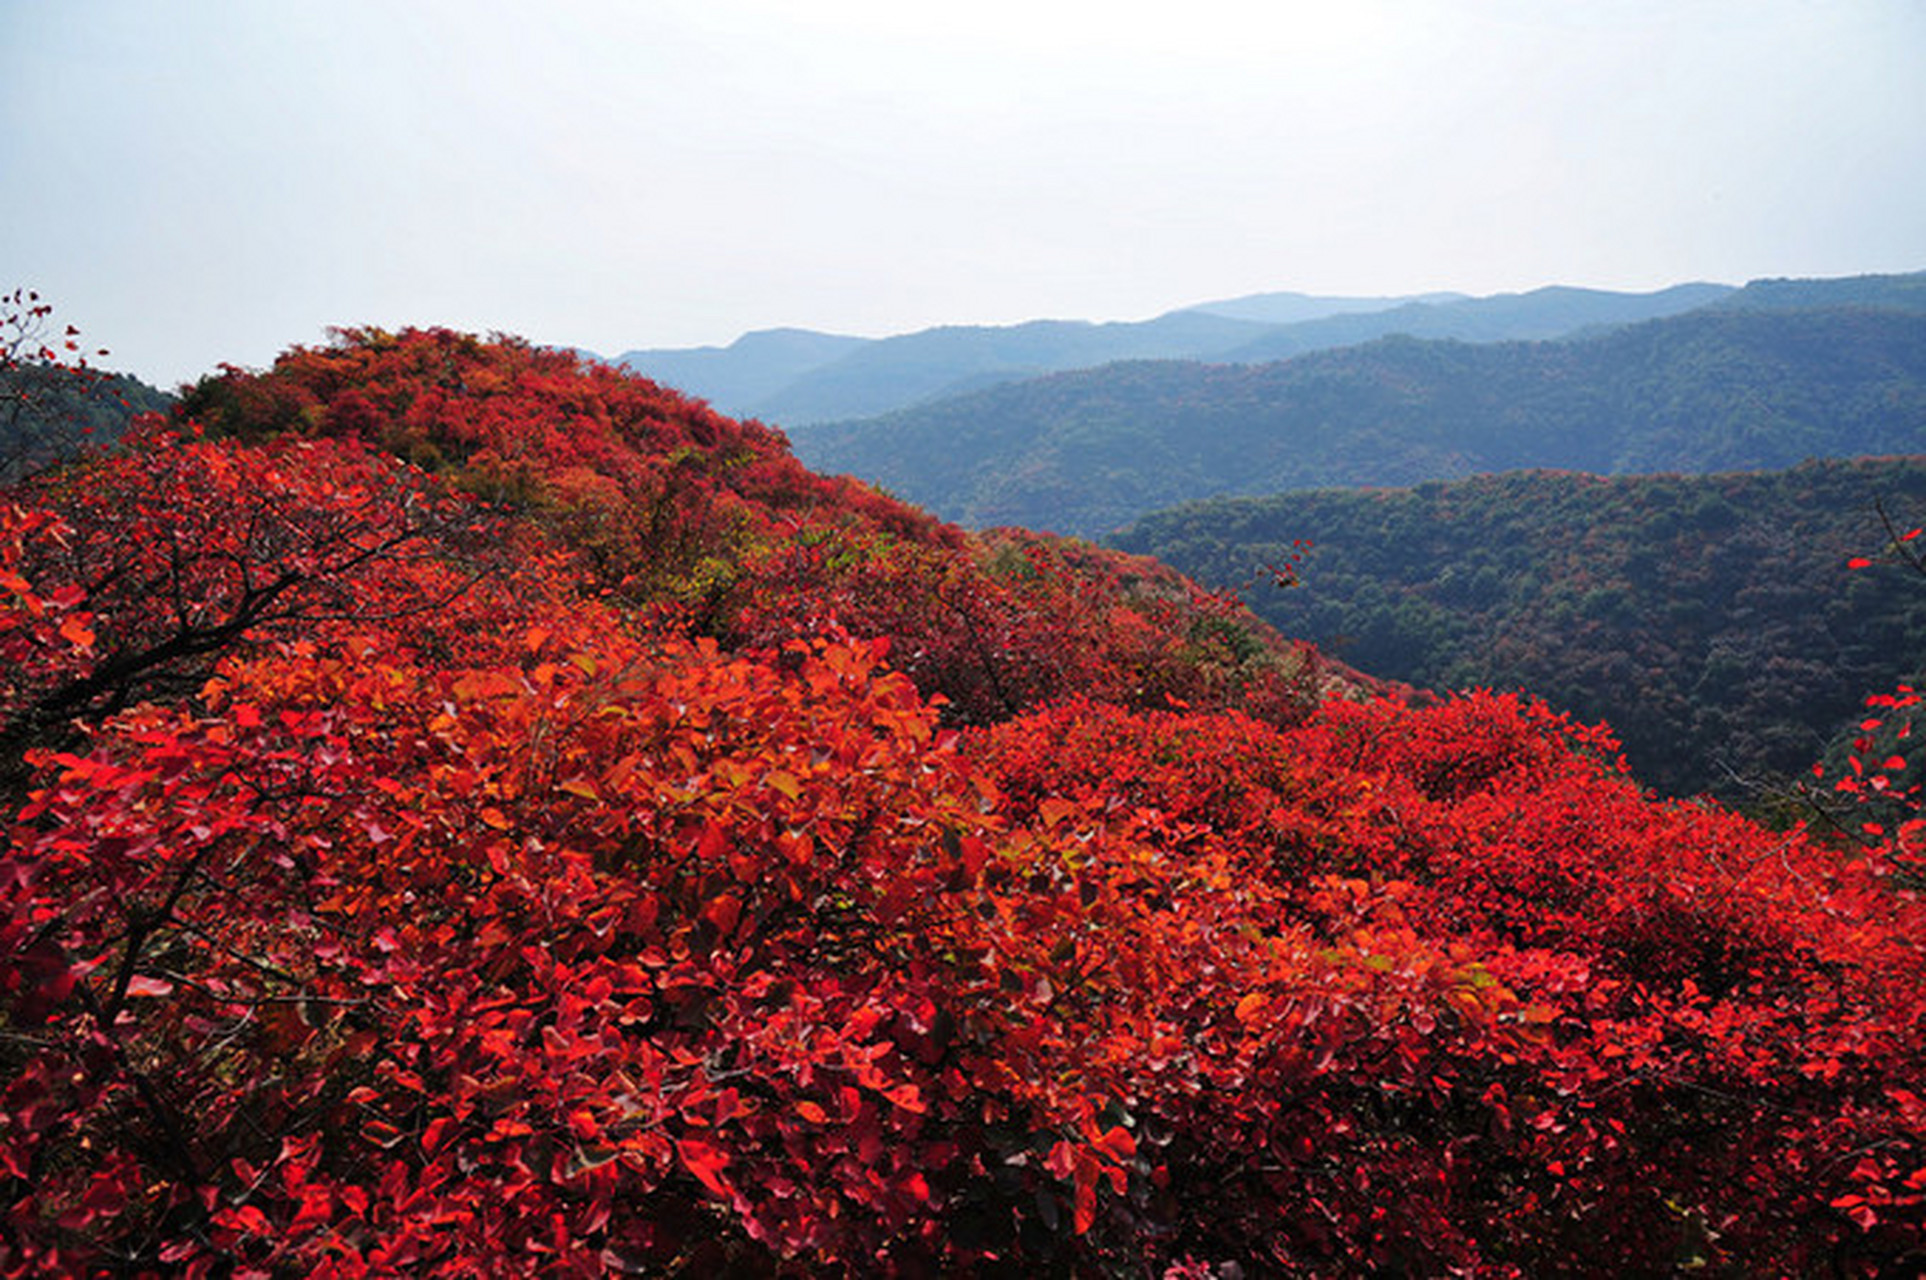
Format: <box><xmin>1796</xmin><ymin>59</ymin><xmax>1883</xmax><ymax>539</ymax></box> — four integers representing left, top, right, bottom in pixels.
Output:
<box><xmin>57</xmin><ymin>615</ymin><xmax>95</xmax><ymax>650</ymax></box>
<box><xmin>676</xmin><ymin>1138</ymin><xmax>733</xmax><ymax>1198</ymax></box>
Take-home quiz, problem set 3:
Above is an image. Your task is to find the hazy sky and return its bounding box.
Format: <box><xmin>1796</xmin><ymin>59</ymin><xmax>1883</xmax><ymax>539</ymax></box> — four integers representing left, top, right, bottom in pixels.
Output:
<box><xmin>5</xmin><ymin>0</ymin><xmax>1925</xmax><ymax>388</ymax></box>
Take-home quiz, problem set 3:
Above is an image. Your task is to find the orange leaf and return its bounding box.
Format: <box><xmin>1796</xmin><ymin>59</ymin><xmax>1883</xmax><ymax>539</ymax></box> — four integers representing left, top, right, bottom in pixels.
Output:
<box><xmin>1039</xmin><ymin>797</ymin><xmax>1080</xmax><ymax>829</ymax></box>
<box><xmin>58</xmin><ymin>616</ymin><xmax>96</xmax><ymax>649</ymax></box>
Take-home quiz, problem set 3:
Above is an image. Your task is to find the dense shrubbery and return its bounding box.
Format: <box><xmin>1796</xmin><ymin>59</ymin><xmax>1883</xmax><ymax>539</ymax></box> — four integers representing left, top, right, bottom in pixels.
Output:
<box><xmin>177</xmin><ymin>328</ymin><xmax>1325</xmax><ymax>728</ymax></box>
<box><xmin>5</xmin><ymin>327</ymin><xmax>1926</xmax><ymax>1274</ymax></box>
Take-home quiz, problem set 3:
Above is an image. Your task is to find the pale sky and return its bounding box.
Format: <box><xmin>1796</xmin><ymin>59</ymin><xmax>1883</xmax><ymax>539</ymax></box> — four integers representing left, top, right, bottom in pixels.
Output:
<box><xmin>4</xmin><ymin>0</ymin><xmax>1924</xmax><ymax>389</ymax></box>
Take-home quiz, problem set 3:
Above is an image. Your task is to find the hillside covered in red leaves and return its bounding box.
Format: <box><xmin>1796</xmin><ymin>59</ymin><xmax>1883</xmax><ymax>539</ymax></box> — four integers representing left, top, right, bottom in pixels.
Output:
<box><xmin>6</xmin><ymin>326</ymin><xmax>1926</xmax><ymax>1275</ymax></box>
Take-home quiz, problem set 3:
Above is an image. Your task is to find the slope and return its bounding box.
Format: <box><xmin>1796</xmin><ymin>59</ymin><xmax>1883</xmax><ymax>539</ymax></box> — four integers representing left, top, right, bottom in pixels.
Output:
<box><xmin>6</xmin><ymin>325</ymin><xmax>1926</xmax><ymax>1275</ymax></box>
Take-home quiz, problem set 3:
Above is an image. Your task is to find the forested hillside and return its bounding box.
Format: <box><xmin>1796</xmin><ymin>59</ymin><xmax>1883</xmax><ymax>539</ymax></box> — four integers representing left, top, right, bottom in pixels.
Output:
<box><xmin>792</xmin><ymin>304</ymin><xmax>1926</xmax><ymax>536</ymax></box>
<box><xmin>8</xmin><ymin>321</ymin><xmax>1926</xmax><ymax>1275</ymax></box>
<box><xmin>1116</xmin><ymin>460</ymin><xmax>1926</xmax><ymax>799</ymax></box>
<box><xmin>1709</xmin><ymin>270</ymin><xmax>1926</xmax><ymax>314</ymax></box>
<box><xmin>0</xmin><ymin>292</ymin><xmax>173</xmax><ymax>482</ymax></box>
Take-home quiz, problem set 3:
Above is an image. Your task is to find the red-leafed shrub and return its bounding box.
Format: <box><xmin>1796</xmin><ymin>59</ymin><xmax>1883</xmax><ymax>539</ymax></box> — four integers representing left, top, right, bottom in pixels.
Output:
<box><xmin>4</xmin><ymin>326</ymin><xmax>1925</xmax><ymax>1275</ymax></box>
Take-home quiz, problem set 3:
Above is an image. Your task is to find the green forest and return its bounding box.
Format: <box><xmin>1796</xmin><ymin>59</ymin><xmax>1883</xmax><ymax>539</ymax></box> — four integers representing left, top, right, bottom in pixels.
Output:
<box><xmin>1</xmin><ymin>360</ymin><xmax>173</xmax><ymax>483</ymax></box>
<box><xmin>1115</xmin><ymin>460</ymin><xmax>1926</xmax><ymax>800</ymax></box>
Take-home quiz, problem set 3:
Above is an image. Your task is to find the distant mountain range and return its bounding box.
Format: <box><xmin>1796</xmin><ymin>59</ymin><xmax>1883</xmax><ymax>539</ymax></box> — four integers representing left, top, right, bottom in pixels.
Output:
<box><xmin>605</xmin><ymin>282</ymin><xmax>1736</xmax><ymax>426</ymax></box>
<box><xmin>1182</xmin><ymin>288</ymin><xmax>1469</xmax><ymax>325</ymax></box>
<box><xmin>598</xmin><ymin>328</ymin><xmax>870</xmax><ymax>420</ymax></box>
<box><xmin>1206</xmin><ymin>282</ymin><xmax>1734</xmax><ymax>364</ymax></box>
<box><xmin>782</xmin><ymin>272</ymin><xmax>1926</xmax><ymax>537</ymax></box>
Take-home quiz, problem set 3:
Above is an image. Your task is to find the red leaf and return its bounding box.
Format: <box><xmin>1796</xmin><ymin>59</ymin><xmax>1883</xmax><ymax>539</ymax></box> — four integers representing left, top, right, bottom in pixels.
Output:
<box><xmin>702</xmin><ymin>892</ymin><xmax>741</xmax><ymax>936</ymax></box>
<box><xmin>676</xmin><ymin>1138</ymin><xmax>732</xmax><ymax>1197</ymax></box>
<box><xmin>220</xmin><ymin>1204</ymin><xmax>273</xmax><ymax>1235</ymax></box>
<box><xmin>1073</xmin><ymin>1174</ymin><xmax>1097</xmax><ymax>1235</ymax></box>
<box><xmin>423</xmin><ymin>1117</ymin><xmax>458</xmax><ymax>1155</ymax></box>
<box><xmin>1095</xmin><ymin>1125</ymin><xmax>1136</xmax><ymax>1163</ymax></box>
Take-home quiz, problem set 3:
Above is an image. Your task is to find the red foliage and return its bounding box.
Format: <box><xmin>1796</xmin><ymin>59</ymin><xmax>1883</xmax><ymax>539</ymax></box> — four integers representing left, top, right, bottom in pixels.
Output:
<box><xmin>726</xmin><ymin>523</ymin><xmax>1332</xmax><ymax>727</ymax></box>
<box><xmin>179</xmin><ymin>328</ymin><xmax>1329</xmax><ymax>729</ymax></box>
<box><xmin>4</xmin><ymin>326</ymin><xmax>1926</xmax><ymax>1274</ymax></box>
<box><xmin>179</xmin><ymin>327</ymin><xmax>956</xmax><ymax>610</ymax></box>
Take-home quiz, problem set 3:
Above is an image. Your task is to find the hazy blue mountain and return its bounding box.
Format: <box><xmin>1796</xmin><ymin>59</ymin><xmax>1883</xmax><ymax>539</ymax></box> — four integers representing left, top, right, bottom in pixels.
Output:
<box><xmin>788</xmin><ymin>304</ymin><xmax>1926</xmax><ymax>537</ymax></box>
<box><xmin>612</xmin><ymin>282</ymin><xmax>1752</xmax><ymax>427</ymax></box>
<box><xmin>1216</xmin><ymin>282</ymin><xmax>1735</xmax><ymax>363</ymax></box>
<box><xmin>741</xmin><ymin>310</ymin><xmax>1271</xmax><ymax>426</ymax></box>
<box><xmin>1180</xmin><ymin>289</ymin><xmax>1467</xmax><ymax>324</ymax></box>
<box><xmin>1707</xmin><ymin>271</ymin><xmax>1926</xmax><ymax>314</ymax></box>
<box><xmin>612</xmin><ymin>327</ymin><xmax>869</xmax><ymax>418</ymax></box>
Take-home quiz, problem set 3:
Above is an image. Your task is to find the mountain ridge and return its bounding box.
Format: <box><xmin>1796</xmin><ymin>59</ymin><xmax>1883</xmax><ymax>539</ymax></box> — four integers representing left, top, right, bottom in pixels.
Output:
<box><xmin>608</xmin><ymin>279</ymin><xmax>1746</xmax><ymax>426</ymax></box>
<box><xmin>787</xmin><ymin>294</ymin><xmax>1926</xmax><ymax>537</ymax></box>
